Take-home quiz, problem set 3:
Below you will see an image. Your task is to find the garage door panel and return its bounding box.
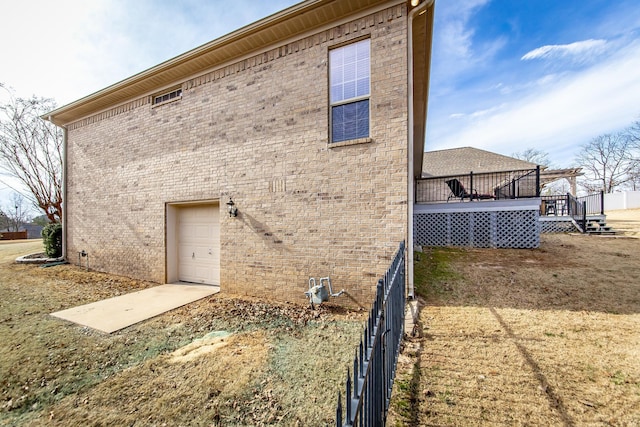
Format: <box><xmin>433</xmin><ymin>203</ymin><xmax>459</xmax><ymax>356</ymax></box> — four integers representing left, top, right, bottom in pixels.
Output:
<box><xmin>177</xmin><ymin>204</ymin><xmax>220</xmax><ymax>285</ymax></box>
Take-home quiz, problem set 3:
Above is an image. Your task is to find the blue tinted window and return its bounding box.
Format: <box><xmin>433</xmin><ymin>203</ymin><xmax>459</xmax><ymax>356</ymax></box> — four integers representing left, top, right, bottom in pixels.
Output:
<box><xmin>332</xmin><ymin>100</ymin><xmax>369</xmax><ymax>143</ymax></box>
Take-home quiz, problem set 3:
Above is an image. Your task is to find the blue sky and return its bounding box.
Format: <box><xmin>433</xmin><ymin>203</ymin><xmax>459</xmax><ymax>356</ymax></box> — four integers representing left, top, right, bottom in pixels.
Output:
<box><xmin>427</xmin><ymin>0</ymin><xmax>640</xmax><ymax>166</ymax></box>
<box><xmin>1</xmin><ymin>0</ymin><xmax>640</xmax><ymax>183</ymax></box>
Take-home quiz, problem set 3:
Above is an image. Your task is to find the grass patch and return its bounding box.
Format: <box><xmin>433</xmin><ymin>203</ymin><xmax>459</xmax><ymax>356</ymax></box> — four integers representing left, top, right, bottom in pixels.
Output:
<box><xmin>610</xmin><ymin>370</ymin><xmax>627</xmax><ymax>386</ymax></box>
<box><xmin>391</xmin><ymin>233</ymin><xmax>640</xmax><ymax>426</ymax></box>
<box><xmin>390</xmin><ymin>356</ymin><xmax>423</xmax><ymax>426</ymax></box>
<box><xmin>413</xmin><ymin>247</ymin><xmax>465</xmax><ymax>301</ymax></box>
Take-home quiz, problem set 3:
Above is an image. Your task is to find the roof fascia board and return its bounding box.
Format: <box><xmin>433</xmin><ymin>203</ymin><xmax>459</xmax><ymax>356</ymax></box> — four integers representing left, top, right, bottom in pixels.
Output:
<box><xmin>45</xmin><ymin>0</ymin><xmax>399</xmax><ymax>126</ymax></box>
<box><xmin>178</xmin><ymin>0</ymin><xmax>405</xmax><ymax>87</ymax></box>
<box><xmin>50</xmin><ymin>0</ymin><xmax>328</xmax><ymax>119</ymax></box>
<box><xmin>412</xmin><ymin>1</ymin><xmax>435</xmax><ymax>178</ymax></box>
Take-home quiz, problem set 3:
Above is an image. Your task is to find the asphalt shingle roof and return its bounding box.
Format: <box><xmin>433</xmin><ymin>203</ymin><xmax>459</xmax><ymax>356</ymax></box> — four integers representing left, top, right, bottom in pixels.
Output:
<box><xmin>422</xmin><ymin>147</ymin><xmax>540</xmax><ymax>177</ymax></box>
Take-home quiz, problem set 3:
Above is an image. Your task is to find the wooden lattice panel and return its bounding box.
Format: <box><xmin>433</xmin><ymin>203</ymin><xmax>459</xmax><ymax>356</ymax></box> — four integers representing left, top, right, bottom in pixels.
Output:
<box><xmin>414</xmin><ymin>209</ymin><xmax>539</xmax><ymax>249</ymax></box>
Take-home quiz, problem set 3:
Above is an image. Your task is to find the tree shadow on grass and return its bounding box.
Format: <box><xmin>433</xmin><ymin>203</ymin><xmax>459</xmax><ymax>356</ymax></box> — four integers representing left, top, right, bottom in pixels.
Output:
<box><xmin>415</xmin><ymin>234</ymin><xmax>640</xmax><ymax>315</ymax></box>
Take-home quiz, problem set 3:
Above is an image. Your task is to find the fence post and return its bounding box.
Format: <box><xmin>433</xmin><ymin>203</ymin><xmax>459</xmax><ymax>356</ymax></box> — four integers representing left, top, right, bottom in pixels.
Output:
<box><xmin>582</xmin><ymin>201</ymin><xmax>587</xmax><ymax>232</ymax></box>
<box><xmin>336</xmin><ymin>391</ymin><xmax>342</xmax><ymax>427</ymax></box>
<box><xmin>600</xmin><ymin>190</ymin><xmax>604</xmax><ymax>215</ymax></box>
<box><xmin>469</xmin><ymin>171</ymin><xmax>474</xmax><ymax>200</ymax></box>
<box><xmin>536</xmin><ymin>165</ymin><xmax>540</xmax><ymax>197</ymax></box>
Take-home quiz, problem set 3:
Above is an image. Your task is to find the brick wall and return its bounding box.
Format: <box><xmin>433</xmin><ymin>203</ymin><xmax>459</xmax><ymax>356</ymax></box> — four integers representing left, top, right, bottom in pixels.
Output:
<box><xmin>65</xmin><ymin>3</ymin><xmax>409</xmax><ymax>307</ymax></box>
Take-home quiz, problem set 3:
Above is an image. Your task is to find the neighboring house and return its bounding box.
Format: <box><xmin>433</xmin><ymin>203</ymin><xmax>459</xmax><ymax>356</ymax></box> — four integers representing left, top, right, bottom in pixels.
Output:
<box><xmin>421</xmin><ymin>147</ymin><xmax>539</xmax><ymax>178</ymax></box>
<box><xmin>416</xmin><ymin>147</ymin><xmax>543</xmax><ymax>250</ymax></box>
<box><xmin>415</xmin><ymin>147</ymin><xmax>596</xmax><ymax>250</ymax></box>
<box><xmin>0</xmin><ymin>222</ymin><xmax>44</xmax><ymax>239</ymax></box>
<box><xmin>422</xmin><ymin>147</ymin><xmax>542</xmax><ymax>201</ymax></box>
<box><xmin>422</xmin><ymin>147</ymin><xmax>582</xmax><ymax>197</ymax></box>
<box><xmin>45</xmin><ymin>0</ymin><xmax>435</xmax><ymax>306</ymax></box>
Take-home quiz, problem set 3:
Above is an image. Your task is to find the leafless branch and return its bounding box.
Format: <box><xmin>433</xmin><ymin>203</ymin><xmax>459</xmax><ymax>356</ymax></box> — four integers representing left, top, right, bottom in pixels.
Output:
<box><xmin>0</xmin><ymin>87</ymin><xmax>62</xmax><ymax>222</ymax></box>
<box><xmin>575</xmin><ymin>132</ymin><xmax>636</xmax><ymax>193</ymax></box>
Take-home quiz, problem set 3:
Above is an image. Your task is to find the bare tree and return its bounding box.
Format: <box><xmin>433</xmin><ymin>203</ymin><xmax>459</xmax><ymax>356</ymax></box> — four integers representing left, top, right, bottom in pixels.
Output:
<box><xmin>626</xmin><ymin>118</ymin><xmax>640</xmax><ymax>190</ymax></box>
<box><xmin>624</xmin><ymin>159</ymin><xmax>640</xmax><ymax>191</ymax></box>
<box><xmin>628</xmin><ymin>118</ymin><xmax>640</xmax><ymax>148</ymax></box>
<box><xmin>511</xmin><ymin>148</ymin><xmax>551</xmax><ymax>167</ymax></box>
<box><xmin>575</xmin><ymin>132</ymin><xmax>637</xmax><ymax>193</ymax></box>
<box><xmin>0</xmin><ymin>85</ymin><xmax>62</xmax><ymax>222</ymax></box>
<box><xmin>1</xmin><ymin>193</ymin><xmax>30</xmax><ymax>232</ymax></box>
<box><xmin>0</xmin><ymin>209</ymin><xmax>8</xmax><ymax>231</ymax></box>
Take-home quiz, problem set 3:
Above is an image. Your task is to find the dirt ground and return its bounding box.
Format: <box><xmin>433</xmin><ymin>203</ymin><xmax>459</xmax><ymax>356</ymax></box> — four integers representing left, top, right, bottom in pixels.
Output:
<box><xmin>0</xmin><ymin>241</ymin><xmax>365</xmax><ymax>426</ymax></box>
<box><xmin>388</xmin><ymin>210</ymin><xmax>640</xmax><ymax>426</ymax></box>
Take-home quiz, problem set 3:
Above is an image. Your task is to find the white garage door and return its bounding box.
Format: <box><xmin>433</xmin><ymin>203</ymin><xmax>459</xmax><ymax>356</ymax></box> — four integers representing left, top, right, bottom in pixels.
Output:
<box><xmin>177</xmin><ymin>204</ymin><xmax>220</xmax><ymax>285</ymax></box>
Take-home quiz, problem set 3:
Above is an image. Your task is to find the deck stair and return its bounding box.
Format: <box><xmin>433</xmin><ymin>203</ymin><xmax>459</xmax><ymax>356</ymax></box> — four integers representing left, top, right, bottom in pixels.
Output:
<box><xmin>585</xmin><ymin>217</ymin><xmax>616</xmax><ymax>235</ymax></box>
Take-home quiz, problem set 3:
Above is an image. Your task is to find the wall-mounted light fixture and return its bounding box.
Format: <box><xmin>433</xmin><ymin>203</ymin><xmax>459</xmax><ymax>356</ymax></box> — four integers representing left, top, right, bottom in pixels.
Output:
<box><xmin>410</xmin><ymin>0</ymin><xmax>420</xmax><ymax>6</ymax></box>
<box><xmin>226</xmin><ymin>198</ymin><xmax>238</xmax><ymax>217</ymax></box>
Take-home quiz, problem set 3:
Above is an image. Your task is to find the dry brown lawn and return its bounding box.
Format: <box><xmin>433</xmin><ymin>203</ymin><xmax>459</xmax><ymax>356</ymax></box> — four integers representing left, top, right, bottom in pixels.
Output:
<box><xmin>389</xmin><ymin>211</ymin><xmax>640</xmax><ymax>426</ymax></box>
<box><xmin>3</xmin><ymin>209</ymin><xmax>640</xmax><ymax>426</ymax></box>
<box><xmin>0</xmin><ymin>240</ymin><xmax>364</xmax><ymax>426</ymax></box>
<box><xmin>606</xmin><ymin>208</ymin><xmax>640</xmax><ymax>238</ymax></box>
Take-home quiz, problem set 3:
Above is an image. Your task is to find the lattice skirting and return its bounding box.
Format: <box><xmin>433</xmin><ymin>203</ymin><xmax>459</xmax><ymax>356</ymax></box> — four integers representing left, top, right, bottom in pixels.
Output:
<box><xmin>414</xmin><ymin>210</ymin><xmax>540</xmax><ymax>249</ymax></box>
<box><xmin>540</xmin><ymin>219</ymin><xmax>578</xmax><ymax>233</ymax></box>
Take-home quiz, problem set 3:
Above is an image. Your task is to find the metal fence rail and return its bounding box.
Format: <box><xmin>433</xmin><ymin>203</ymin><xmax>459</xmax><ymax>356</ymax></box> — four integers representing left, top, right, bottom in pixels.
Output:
<box><xmin>416</xmin><ymin>167</ymin><xmax>540</xmax><ymax>204</ymax></box>
<box><xmin>541</xmin><ymin>191</ymin><xmax>604</xmax><ymax>218</ymax></box>
<box><xmin>540</xmin><ymin>191</ymin><xmax>604</xmax><ymax>232</ymax></box>
<box><xmin>568</xmin><ymin>194</ymin><xmax>587</xmax><ymax>232</ymax></box>
<box><xmin>336</xmin><ymin>241</ymin><xmax>406</xmax><ymax>427</ymax></box>
<box><xmin>578</xmin><ymin>191</ymin><xmax>605</xmax><ymax>215</ymax></box>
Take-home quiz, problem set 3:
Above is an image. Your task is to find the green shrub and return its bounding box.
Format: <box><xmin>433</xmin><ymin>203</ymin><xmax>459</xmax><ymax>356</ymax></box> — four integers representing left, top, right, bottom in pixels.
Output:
<box><xmin>42</xmin><ymin>222</ymin><xmax>62</xmax><ymax>258</ymax></box>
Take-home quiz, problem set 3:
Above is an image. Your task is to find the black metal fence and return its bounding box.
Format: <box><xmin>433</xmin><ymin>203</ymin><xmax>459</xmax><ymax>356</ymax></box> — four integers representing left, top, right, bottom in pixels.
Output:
<box><xmin>540</xmin><ymin>194</ymin><xmax>570</xmax><ymax>216</ymax></box>
<box><xmin>336</xmin><ymin>241</ymin><xmax>406</xmax><ymax>427</ymax></box>
<box><xmin>416</xmin><ymin>167</ymin><xmax>540</xmax><ymax>204</ymax></box>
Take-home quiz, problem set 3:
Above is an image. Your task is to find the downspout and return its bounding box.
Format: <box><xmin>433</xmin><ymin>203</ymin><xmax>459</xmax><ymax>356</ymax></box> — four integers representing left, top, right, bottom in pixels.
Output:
<box><xmin>61</xmin><ymin>125</ymin><xmax>68</xmax><ymax>260</ymax></box>
<box><xmin>48</xmin><ymin>116</ymin><xmax>67</xmax><ymax>261</ymax></box>
<box><xmin>407</xmin><ymin>1</ymin><xmax>429</xmax><ymax>298</ymax></box>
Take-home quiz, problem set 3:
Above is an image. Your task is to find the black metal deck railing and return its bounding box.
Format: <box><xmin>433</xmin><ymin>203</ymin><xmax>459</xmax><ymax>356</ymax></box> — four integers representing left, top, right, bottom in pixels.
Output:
<box><xmin>541</xmin><ymin>191</ymin><xmax>604</xmax><ymax>232</ymax></box>
<box><xmin>416</xmin><ymin>167</ymin><xmax>540</xmax><ymax>204</ymax></box>
<box><xmin>540</xmin><ymin>192</ymin><xmax>604</xmax><ymax>215</ymax></box>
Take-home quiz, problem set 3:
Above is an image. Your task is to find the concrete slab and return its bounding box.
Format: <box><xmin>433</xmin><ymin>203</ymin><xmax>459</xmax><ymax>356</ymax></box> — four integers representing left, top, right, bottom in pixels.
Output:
<box><xmin>51</xmin><ymin>283</ymin><xmax>219</xmax><ymax>333</ymax></box>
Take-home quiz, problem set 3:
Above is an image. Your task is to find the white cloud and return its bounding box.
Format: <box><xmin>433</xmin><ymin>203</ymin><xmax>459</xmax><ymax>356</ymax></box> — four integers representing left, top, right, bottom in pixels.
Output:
<box><xmin>521</xmin><ymin>39</ymin><xmax>608</xmax><ymax>61</ymax></box>
<box><xmin>431</xmin><ymin>39</ymin><xmax>640</xmax><ymax>167</ymax></box>
<box><xmin>437</xmin><ymin>0</ymin><xmax>491</xmax><ymax>62</ymax></box>
<box><xmin>0</xmin><ymin>0</ymin><xmax>299</xmax><ymax>106</ymax></box>
<box><xmin>430</xmin><ymin>0</ymin><xmax>495</xmax><ymax>91</ymax></box>
<box><xmin>0</xmin><ymin>1</ymin><xmax>113</xmax><ymax>102</ymax></box>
